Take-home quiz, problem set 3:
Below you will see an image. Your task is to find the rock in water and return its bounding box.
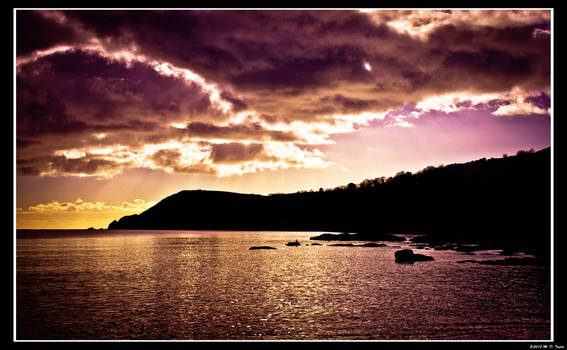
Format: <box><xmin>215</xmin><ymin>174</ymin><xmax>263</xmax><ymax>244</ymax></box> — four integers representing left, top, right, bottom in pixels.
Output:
<box><xmin>395</xmin><ymin>249</ymin><xmax>434</xmax><ymax>263</ymax></box>
<box><xmin>249</xmin><ymin>246</ymin><xmax>277</xmax><ymax>250</ymax></box>
<box><xmin>310</xmin><ymin>232</ymin><xmax>405</xmax><ymax>242</ymax></box>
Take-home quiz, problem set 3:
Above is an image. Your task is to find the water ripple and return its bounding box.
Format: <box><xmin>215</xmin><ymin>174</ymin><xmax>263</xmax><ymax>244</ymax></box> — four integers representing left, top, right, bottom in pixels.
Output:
<box><xmin>16</xmin><ymin>230</ymin><xmax>550</xmax><ymax>340</ymax></box>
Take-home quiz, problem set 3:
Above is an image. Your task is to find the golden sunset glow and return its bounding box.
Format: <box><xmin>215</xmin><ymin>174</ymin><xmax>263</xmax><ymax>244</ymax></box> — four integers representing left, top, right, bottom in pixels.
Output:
<box><xmin>17</xmin><ymin>199</ymin><xmax>156</xmax><ymax>229</ymax></box>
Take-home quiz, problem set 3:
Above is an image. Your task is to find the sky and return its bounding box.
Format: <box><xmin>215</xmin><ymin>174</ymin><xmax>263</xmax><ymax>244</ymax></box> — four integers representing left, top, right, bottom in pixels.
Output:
<box><xmin>15</xmin><ymin>9</ymin><xmax>552</xmax><ymax>229</ymax></box>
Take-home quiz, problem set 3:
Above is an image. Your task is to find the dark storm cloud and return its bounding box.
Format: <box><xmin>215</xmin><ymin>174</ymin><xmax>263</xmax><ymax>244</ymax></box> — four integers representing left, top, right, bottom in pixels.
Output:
<box><xmin>150</xmin><ymin>149</ymin><xmax>181</xmax><ymax>168</ymax></box>
<box><xmin>60</xmin><ymin>10</ymin><xmax>245</xmax><ymax>77</ymax></box>
<box><xmin>228</xmin><ymin>44</ymin><xmax>373</xmax><ymax>93</ymax></box>
<box><xmin>441</xmin><ymin>49</ymin><xmax>541</xmax><ymax>87</ymax></box>
<box><xmin>319</xmin><ymin>94</ymin><xmax>378</xmax><ymax>114</ymax></box>
<box><xmin>525</xmin><ymin>92</ymin><xmax>551</xmax><ymax>110</ymax></box>
<box><xmin>15</xmin><ymin>46</ymin><xmax>233</xmax><ymax>176</ymax></box>
<box><xmin>16</xmin><ymin>49</ymin><xmax>216</xmax><ymax>138</ymax></box>
<box><xmin>16</xmin><ymin>9</ymin><xmax>551</xmax><ymax>178</ymax></box>
<box><xmin>58</xmin><ymin>11</ymin><xmax>398</xmax><ymax>91</ymax></box>
<box><xmin>16</xmin><ymin>87</ymin><xmax>89</xmax><ymax>137</ymax></box>
<box><xmin>57</xmin><ymin>10</ymin><xmax>549</xmax><ymax>95</ymax></box>
<box><xmin>16</xmin><ymin>10</ymin><xmax>83</xmax><ymax>56</ymax></box>
<box><xmin>19</xmin><ymin>10</ymin><xmax>551</xmax><ymax>124</ymax></box>
<box><xmin>172</xmin><ymin>163</ymin><xmax>217</xmax><ymax>175</ymax></box>
<box><xmin>17</xmin><ymin>154</ymin><xmax>126</xmax><ymax>176</ymax></box>
<box><xmin>18</xmin><ymin>166</ymin><xmax>41</xmax><ymax>176</ymax></box>
<box><xmin>16</xmin><ymin>158</ymin><xmax>42</xmax><ymax>176</ymax></box>
<box><xmin>427</xmin><ymin>22</ymin><xmax>550</xmax><ymax>53</ymax></box>
<box><xmin>422</xmin><ymin>21</ymin><xmax>550</xmax><ymax>91</ymax></box>
<box><xmin>94</xmin><ymin>120</ymin><xmax>161</xmax><ymax>133</ymax></box>
<box><xmin>210</xmin><ymin>143</ymin><xmax>272</xmax><ymax>164</ymax></box>
<box><xmin>48</xmin><ymin>155</ymin><xmax>124</xmax><ymax>175</ymax></box>
<box><xmin>183</xmin><ymin>122</ymin><xmax>300</xmax><ymax>142</ymax></box>
<box><xmin>16</xmin><ymin>139</ymin><xmax>41</xmax><ymax>148</ymax></box>
<box><xmin>220</xmin><ymin>92</ymin><xmax>248</xmax><ymax>112</ymax></box>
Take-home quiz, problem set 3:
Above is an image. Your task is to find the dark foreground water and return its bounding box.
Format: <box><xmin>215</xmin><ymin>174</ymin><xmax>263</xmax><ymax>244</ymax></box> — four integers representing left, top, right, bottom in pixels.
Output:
<box><xmin>16</xmin><ymin>230</ymin><xmax>551</xmax><ymax>340</ymax></box>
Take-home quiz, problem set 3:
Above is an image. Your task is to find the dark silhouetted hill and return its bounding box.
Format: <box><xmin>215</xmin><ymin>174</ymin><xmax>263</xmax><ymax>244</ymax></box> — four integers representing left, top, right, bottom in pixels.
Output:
<box><xmin>108</xmin><ymin>147</ymin><xmax>551</xmax><ymax>255</ymax></box>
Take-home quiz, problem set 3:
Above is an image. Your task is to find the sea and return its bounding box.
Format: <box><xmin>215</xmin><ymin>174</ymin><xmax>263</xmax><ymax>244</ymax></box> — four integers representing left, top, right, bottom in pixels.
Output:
<box><xmin>15</xmin><ymin>230</ymin><xmax>551</xmax><ymax>341</ymax></box>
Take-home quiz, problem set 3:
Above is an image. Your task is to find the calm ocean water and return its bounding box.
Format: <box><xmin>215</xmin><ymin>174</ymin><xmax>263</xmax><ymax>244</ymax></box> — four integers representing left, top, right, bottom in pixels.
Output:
<box><xmin>16</xmin><ymin>230</ymin><xmax>551</xmax><ymax>340</ymax></box>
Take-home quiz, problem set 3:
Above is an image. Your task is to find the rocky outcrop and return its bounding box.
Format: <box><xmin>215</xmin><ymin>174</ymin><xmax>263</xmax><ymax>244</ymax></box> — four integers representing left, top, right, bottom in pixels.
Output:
<box><xmin>394</xmin><ymin>249</ymin><xmax>434</xmax><ymax>263</ymax></box>
<box><xmin>358</xmin><ymin>243</ymin><xmax>388</xmax><ymax>247</ymax></box>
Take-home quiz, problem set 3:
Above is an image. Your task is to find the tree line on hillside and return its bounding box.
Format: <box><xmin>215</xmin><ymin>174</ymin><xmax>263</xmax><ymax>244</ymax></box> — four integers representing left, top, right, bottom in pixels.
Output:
<box><xmin>271</xmin><ymin>148</ymin><xmax>539</xmax><ymax>196</ymax></box>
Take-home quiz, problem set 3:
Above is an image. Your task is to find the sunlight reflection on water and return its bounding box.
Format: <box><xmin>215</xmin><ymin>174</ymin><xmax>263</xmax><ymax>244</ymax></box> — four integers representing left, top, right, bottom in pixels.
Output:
<box><xmin>16</xmin><ymin>230</ymin><xmax>550</xmax><ymax>340</ymax></box>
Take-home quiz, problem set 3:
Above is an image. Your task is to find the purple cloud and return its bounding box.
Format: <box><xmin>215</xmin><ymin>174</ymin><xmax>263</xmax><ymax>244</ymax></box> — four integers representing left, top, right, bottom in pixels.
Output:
<box><xmin>15</xmin><ymin>9</ymin><xmax>551</xmax><ymax>179</ymax></box>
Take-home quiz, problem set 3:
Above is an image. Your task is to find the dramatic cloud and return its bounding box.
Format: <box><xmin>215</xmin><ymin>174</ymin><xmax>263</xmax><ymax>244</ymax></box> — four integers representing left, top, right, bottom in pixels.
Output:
<box><xmin>182</xmin><ymin>122</ymin><xmax>301</xmax><ymax>142</ymax></box>
<box><xmin>364</xmin><ymin>9</ymin><xmax>550</xmax><ymax>40</ymax></box>
<box><xmin>16</xmin><ymin>10</ymin><xmax>86</xmax><ymax>56</ymax></box>
<box><xmin>16</xmin><ymin>9</ymin><xmax>551</xmax><ymax>180</ymax></box>
<box><xmin>20</xmin><ymin>198</ymin><xmax>155</xmax><ymax>213</ymax></box>
<box><xmin>210</xmin><ymin>143</ymin><xmax>270</xmax><ymax>163</ymax></box>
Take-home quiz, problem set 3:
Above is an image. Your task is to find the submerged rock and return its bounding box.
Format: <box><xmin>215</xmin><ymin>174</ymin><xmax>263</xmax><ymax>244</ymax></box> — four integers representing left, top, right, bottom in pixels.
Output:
<box><xmin>286</xmin><ymin>240</ymin><xmax>301</xmax><ymax>246</ymax></box>
<box><xmin>394</xmin><ymin>249</ymin><xmax>434</xmax><ymax>263</ymax></box>
<box><xmin>328</xmin><ymin>243</ymin><xmax>355</xmax><ymax>247</ymax></box>
<box><xmin>249</xmin><ymin>246</ymin><xmax>277</xmax><ymax>250</ymax></box>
